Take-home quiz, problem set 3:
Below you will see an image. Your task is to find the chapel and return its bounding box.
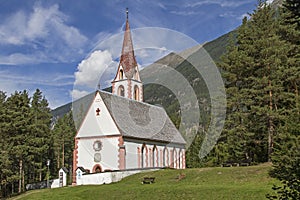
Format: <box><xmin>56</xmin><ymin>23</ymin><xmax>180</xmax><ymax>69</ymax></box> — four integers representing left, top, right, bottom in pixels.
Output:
<box><xmin>72</xmin><ymin>10</ymin><xmax>186</xmax><ymax>185</ymax></box>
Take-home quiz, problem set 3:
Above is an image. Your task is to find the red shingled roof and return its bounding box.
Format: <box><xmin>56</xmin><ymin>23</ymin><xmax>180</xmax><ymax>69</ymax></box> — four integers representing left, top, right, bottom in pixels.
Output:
<box><xmin>119</xmin><ymin>15</ymin><xmax>137</xmax><ymax>79</ymax></box>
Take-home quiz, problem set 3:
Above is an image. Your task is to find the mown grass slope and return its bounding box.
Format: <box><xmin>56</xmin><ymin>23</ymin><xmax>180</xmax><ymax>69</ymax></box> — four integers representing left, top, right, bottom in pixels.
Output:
<box><xmin>12</xmin><ymin>163</ymin><xmax>279</xmax><ymax>200</ymax></box>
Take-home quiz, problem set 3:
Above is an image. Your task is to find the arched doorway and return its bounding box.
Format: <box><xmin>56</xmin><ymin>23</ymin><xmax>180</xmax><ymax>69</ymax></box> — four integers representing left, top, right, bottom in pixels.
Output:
<box><xmin>92</xmin><ymin>164</ymin><xmax>102</xmax><ymax>173</ymax></box>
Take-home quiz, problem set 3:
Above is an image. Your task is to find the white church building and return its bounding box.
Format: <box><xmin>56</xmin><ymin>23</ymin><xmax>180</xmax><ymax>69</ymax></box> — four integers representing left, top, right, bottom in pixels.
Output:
<box><xmin>72</xmin><ymin>10</ymin><xmax>186</xmax><ymax>185</ymax></box>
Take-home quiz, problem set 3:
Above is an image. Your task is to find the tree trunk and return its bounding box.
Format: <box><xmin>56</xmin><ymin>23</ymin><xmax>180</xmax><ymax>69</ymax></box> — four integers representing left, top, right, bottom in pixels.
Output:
<box><xmin>18</xmin><ymin>160</ymin><xmax>22</xmax><ymax>193</ymax></box>
<box><xmin>22</xmin><ymin>168</ymin><xmax>25</xmax><ymax>192</ymax></box>
<box><xmin>11</xmin><ymin>182</ymin><xmax>14</xmax><ymax>195</ymax></box>
<box><xmin>69</xmin><ymin>165</ymin><xmax>72</xmax><ymax>186</ymax></box>
<box><xmin>295</xmin><ymin>82</ymin><xmax>299</xmax><ymax>114</ymax></box>
<box><xmin>62</xmin><ymin>140</ymin><xmax>65</xmax><ymax>167</ymax></box>
<box><xmin>39</xmin><ymin>156</ymin><xmax>42</xmax><ymax>181</ymax></box>
<box><xmin>268</xmin><ymin>78</ymin><xmax>274</xmax><ymax>162</ymax></box>
<box><xmin>57</xmin><ymin>148</ymin><xmax>60</xmax><ymax>169</ymax></box>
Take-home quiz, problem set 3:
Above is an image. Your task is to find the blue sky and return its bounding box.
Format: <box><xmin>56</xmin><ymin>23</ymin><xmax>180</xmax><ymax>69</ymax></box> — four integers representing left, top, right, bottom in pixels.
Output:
<box><xmin>0</xmin><ymin>0</ymin><xmax>261</xmax><ymax>108</ymax></box>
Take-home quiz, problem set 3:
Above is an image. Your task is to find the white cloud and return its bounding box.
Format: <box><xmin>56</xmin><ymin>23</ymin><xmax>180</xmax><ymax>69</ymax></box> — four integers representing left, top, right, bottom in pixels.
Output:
<box><xmin>0</xmin><ymin>70</ymin><xmax>74</xmax><ymax>108</ymax></box>
<box><xmin>237</xmin><ymin>13</ymin><xmax>251</xmax><ymax>21</ymax></box>
<box><xmin>0</xmin><ymin>53</ymin><xmax>46</xmax><ymax>65</ymax></box>
<box><xmin>71</xmin><ymin>25</ymin><xmax>199</xmax><ymax>100</ymax></box>
<box><xmin>74</xmin><ymin>50</ymin><xmax>116</xmax><ymax>88</ymax></box>
<box><xmin>0</xmin><ymin>70</ymin><xmax>74</xmax><ymax>87</ymax></box>
<box><xmin>0</xmin><ymin>3</ymin><xmax>88</xmax><ymax>64</ymax></box>
<box><xmin>184</xmin><ymin>0</ymin><xmax>253</xmax><ymax>8</ymax></box>
<box><xmin>70</xmin><ymin>89</ymin><xmax>90</xmax><ymax>100</ymax></box>
<box><xmin>170</xmin><ymin>10</ymin><xmax>200</xmax><ymax>16</ymax></box>
<box><xmin>93</xmin><ymin>28</ymin><xmax>197</xmax><ymax>61</ymax></box>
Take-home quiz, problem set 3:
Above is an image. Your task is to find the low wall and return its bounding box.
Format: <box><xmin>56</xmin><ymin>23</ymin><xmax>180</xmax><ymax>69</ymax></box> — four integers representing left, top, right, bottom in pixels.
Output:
<box><xmin>26</xmin><ymin>180</ymin><xmax>54</xmax><ymax>190</ymax></box>
<box><xmin>51</xmin><ymin>179</ymin><xmax>60</xmax><ymax>188</ymax></box>
<box><xmin>76</xmin><ymin>168</ymin><xmax>158</xmax><ymax>186</ymax></box>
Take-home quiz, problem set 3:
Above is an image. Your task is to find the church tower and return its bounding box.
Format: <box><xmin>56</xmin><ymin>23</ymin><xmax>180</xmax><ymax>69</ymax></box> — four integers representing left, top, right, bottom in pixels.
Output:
<box><xmin>111</xmin><ymin>9</ymin><xmax>143</xmax><ymax>102</ymax></box>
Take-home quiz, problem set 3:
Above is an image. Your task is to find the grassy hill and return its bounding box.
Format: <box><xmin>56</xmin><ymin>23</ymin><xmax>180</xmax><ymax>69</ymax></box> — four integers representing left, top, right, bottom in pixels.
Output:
<box><xmin>13</xmin><ymin>163</ymin><xmax>279</xmax><ymax>200</ymax></box>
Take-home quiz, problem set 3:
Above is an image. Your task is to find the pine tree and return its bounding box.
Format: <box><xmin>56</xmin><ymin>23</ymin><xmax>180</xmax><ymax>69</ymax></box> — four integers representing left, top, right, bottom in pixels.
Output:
<box><xmin>269</xmin><ymin>0</ymin><xmax>300</xmax><ymax>181</ymax></box>
<box><xmin>283</xmin><ymin>0</ymin><xmax>300</xmax><ymax>29</ymax></box>
<box><xmin>0</xmin><ymin>91</ymin><xmax>12</xmax><ymax>198</ymax></box>
<box><xmin>186</xmin><ymin>132</ymin><xmax>205</xmax><ymax>167</ymax></box>
<box><xmin>6</xmin><ymin>91</ymin><xmax>31</xmax><ymax>193</ymax></box>
<box><xmin>28</xmin><ymin>89</ymin><xmax>52</xmax><ymax>182</ymax></box>
<box><xmin>51</xmin><ymin>112</ymin><xmax>76</xmax><ymax>173</ymax></box>
<box><xmin>217</xmin><ymin>30</ymin><xmax>257</xmax><ymax>163</ymax></box>
<box><xmin>218</xmin><ymin>1</ymin><xmax>292</xmax><ymax>163</ymax></box>
<box><xmin>267</xmin><ymin>0</ymin><xmax>300</xmax><ymax>199</ymax></box>
<box><xmin>0</xmin><ymin>89</ymin><xmax>53</xmax><ymax>197</ymax></box>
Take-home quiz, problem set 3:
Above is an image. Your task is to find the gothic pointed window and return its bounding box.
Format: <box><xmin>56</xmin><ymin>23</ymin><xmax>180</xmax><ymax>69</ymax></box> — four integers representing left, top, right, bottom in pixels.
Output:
<box><xmin>173</xmin><ymin>148</ymin><xmax>177</xmax><ymax>169</ymax></box>
<box><xmin>163</xmin><ymin>147</ymin><xmax>168</xmax><ymax>167</ymax></box>
<box><xmin>134</xmin><ymin>85</ymin><xmax>139</xmax><ymax>100</ymax></box>
<box><xmin>152</xmin><ymin>145</ymin><xmax>158</xmax><ymax>167</ymax></box>
<box><xmin>178</xmin><ymin>149</ymin><xmax>182</xmax><ymax>169</ymax></box>
<box><xmin>118</xmin><ymin>85</ymin><xmax>125</xmax><ymax>97</ymax></box>
<box><xmin>141</xmin><ymin>143</ymin><xmax>147</xmax><ymax>168</ymax></box>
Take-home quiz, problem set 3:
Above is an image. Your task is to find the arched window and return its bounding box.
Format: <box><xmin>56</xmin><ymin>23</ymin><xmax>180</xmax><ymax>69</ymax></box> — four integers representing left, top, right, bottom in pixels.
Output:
<box><xmin>170</xmin><ymin>149</ymin><xmax>174</xmax><ymax>168</ymax></box>
<box><xmin>173</xmin><ymin>148</ymin><xmax>177</xmax><ymax>169</ymax></box>
<box><xmin>141</xmin><ymin>143</ymin><xmax>148</xmax><ymax>168</ymax></box>
<box><xmin>119</xmin><ymin>69</ymin><xmax>124</xmax><ymax>80</ymax></box>
<box><xmin>134</xmin><ymin>85</ymin><xmax>139</xmax><ymax>101</ymax></box>
<box><xmin>118</xmin><ymin>85</ymin><xmax>125</xmax><ymax>97</ymax></box>
<box><xmin>178</xmin><ymin>149</ymin><xmax>182</xmax><ymax>169</ymax></box>
<box><xmin>163</xmin><ymin>147</ymin><xmax>168</xmax><ymax>167</ymax></box>
<box><xmin>152</xmin><ymin>145</ymin><xmax>158</xmax><ymax>167</ymax></box>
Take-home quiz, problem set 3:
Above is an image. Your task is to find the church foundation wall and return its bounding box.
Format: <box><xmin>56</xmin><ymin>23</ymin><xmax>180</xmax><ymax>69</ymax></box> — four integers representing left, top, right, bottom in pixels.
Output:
<box><xmin>76</xmin><ymin>169</ymin><xmax>158</xmax><ymax>186</ymax></box>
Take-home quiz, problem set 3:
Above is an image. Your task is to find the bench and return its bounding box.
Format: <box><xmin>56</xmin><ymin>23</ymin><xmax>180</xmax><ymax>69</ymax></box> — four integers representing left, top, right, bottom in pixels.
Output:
<box><xmin>221</xmin><ymin>163</ymin><xmax>232</xmax><ymax>167</ymax></box>
<box><xmin>239</xmin><ymin>162</ymin><xmax>250</xmax><ymax>166</ymax></box>
<box><xmin>142</xmin><ymin>177</ymin><xmax>155</xmax><ymax>184</ymax></box>
<box><xmin>221</xmin><ymin>159</ymin><xmax>252</xmax><ymax>167</ymax></box>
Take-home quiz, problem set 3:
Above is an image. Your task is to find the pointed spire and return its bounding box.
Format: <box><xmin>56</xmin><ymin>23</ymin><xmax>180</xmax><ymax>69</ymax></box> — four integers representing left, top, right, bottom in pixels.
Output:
<box><xmin>119</xmin><ymin>8</ymin><xmax>137</xmax><ymax>79</ymax></box>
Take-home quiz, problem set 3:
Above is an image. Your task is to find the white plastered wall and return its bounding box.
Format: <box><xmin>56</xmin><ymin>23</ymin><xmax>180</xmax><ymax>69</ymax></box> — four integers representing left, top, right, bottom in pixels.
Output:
<box><xmin>77</xmin><ymin>137</ymin><xmax>120</xmax><ymax>172</ymax></box>
<box><xmin>124</xmin><ymin>140</ymin><xmax>185</xmax><ymax>169</ymax></box>
<box><xmin>76</xmin><ymin>92</ymin><xmax>120</xmax><ymax>138</ymax></box>
<box><xmin>76</xmin><ymin>92</ymin><xmax>122</xmax><ymax>172</ymax></box>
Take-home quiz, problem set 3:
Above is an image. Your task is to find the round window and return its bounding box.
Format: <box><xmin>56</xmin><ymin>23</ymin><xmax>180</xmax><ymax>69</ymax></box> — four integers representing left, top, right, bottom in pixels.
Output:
<box><xmin>93</xmin><ymin>140</ymin><xmax>102</xmax><ymax>151</ymax></box>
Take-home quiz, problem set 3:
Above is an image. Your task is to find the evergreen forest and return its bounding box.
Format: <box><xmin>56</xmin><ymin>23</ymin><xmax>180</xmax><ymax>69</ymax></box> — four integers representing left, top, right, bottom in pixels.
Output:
<box><xmin>0</xmin><ymin>0</ymin><xmax>299</xmax><ymax>199</ymax></box>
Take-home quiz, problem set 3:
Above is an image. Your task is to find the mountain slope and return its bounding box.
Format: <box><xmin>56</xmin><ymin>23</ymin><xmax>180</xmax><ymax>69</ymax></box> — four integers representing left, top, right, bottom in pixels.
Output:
<box><xmin>51</xmin><ymin>30</ymin><xmax>232</xmax><ymax>121</ymax></box>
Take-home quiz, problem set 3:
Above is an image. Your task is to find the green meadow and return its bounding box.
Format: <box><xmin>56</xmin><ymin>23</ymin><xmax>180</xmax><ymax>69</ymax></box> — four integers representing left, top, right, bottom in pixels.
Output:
<box><xmin>12</xmin><ymin>163</ymin><xmax>279</xmax><ymax>200</ymax></box>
